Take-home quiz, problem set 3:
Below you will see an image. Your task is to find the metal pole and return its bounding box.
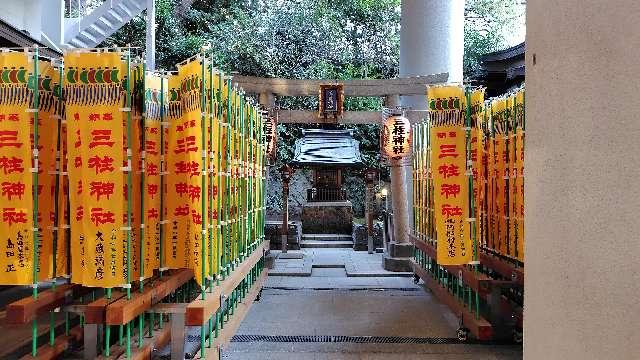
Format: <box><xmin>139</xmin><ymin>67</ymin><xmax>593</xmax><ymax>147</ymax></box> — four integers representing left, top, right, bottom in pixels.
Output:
<box><xmin>281</xmin><ymin>176</ymin><xmax>288</xmax><ymax>254</ymax></box>
<box><xmin>125</xmin><ymin>48</ymin><xmax>133</xmax><ymax>358</ymax></box>
<box><xmin>50</xmin><ymin>59</ymin><xmax>64</xmax><ymax>347</ymax></box>
<box><xmin>31</xmin><ymin>46</ymin><xmax>40</xmax><ymax>357</ymax></box>
<box><xmin>199</xmin><ymin>53</ymin><xmax>207</xmax><ymax>358</ymax></box>
<box><xmin>216</xmin><ymin>71</ymin><xmax>223</xmax><ymax>282</ymax></box>
<box><xmin>366</xmin><ymin>183</ymin><xmax>373</xmax><ymax>254</ymax></box>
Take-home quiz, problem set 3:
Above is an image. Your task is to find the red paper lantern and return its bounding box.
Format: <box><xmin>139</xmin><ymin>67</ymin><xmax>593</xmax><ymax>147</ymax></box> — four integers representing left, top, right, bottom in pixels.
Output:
<box><xmin>381</xmin><ymin>115</ymin><xmax>411</xmax><ymax>160</ymax></box>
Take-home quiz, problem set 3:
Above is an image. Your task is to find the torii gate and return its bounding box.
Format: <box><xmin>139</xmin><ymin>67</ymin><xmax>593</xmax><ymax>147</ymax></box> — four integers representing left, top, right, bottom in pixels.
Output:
<box><xmin>252</xmin><ymin>0</ymin><xmax>464</xmax><ymax>272</ymax></box>
<box><xmin>248</xmin><ymin>71</ymin><xmax>449</xmax><ymax>270</ymax></box>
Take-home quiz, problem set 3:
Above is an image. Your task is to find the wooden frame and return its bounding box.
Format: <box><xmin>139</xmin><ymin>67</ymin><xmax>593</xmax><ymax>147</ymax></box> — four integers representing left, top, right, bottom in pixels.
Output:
<box><xmin>318</xmin><ymin>83</ymin><xmax>344</xmax><ymax>122</ymax></box>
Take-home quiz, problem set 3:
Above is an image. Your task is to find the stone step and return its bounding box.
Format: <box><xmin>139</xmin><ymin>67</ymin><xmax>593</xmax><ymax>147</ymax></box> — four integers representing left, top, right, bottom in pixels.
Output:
<box><xmin>301</xmin><ymin>234</ymin><xmax>353</xmax><ymax>241</ymax></box>
<box><xmin>300</xmin><ymin>240</ymin><xmax>353</xmax><ymax>248</ymax></box>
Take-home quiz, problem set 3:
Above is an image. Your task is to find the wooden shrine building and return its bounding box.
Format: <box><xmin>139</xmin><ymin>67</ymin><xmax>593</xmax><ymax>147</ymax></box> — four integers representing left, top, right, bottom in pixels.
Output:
<box><xmin>291</xmin><ymin>129</ymin><xmax>364</xmax><ymax>234</ymax></box>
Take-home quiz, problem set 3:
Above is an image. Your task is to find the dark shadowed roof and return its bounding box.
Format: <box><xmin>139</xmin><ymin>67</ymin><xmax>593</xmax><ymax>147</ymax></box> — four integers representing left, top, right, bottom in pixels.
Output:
<box><xmin>471</xmin><ymin>41</ymin><xmax>525</xmax><ymax>97</ymax></box>
<box><xmin>291</xmin><ymin>129</ymin><xmax>363</xmax><ymax>167</ymax></box>
<box><xmin>0</xmin><ymin>19</ymin><xmax>61</xmax><ymax>58</ymax></box>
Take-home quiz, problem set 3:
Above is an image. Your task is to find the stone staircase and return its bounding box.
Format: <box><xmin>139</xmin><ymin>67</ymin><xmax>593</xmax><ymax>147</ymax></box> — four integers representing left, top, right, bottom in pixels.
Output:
<box><xmin>300</xmin><ymin>234</ymin><xmax>353</xmax><ymax>249</ymax></box>
<box><xmin>65</xmin><ymin>0</ymin><xmax>148</xmax><ymax>48</ymax></box>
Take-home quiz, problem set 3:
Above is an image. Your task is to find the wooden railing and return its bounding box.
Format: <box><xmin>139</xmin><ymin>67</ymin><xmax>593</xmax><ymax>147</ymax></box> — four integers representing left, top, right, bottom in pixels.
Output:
<box><xmin>306</xmin><ymin>188</ymin><xmax>348</xmax><ymax>202</ymax></box>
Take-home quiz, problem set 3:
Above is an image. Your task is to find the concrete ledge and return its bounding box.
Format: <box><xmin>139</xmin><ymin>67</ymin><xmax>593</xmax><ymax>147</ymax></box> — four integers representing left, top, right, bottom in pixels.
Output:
<box><xmin>382</xmin><ymin>255</ymin><xmax>413</xmax><ymax>272</ymax></box>
<box><xmin>387</xmin><ymin>242</ymin><xmax>414</xmax><ymax>258</ymax></box>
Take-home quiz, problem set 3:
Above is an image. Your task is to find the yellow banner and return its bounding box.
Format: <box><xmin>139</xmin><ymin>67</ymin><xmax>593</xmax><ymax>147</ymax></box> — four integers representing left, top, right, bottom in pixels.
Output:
<box><xmin>142</xmin><ymin>74</ymin><xmax>163</xmax><ymax>278</ymax></box>
<box><xmin>166</xmin><ymin>73</ymin><xmax>189</xmax><ymax>269</ymax></box>
<box><xmin>470</xmin><ymin>88</ymin><xmax>484</xmax><ymax>257</ymax></box>
<box><xmin>208</xmin><ymin>70</ymin><xmax>221</xmax><ymax>277</ymax></box>
<box><xmin>492</xmin><ymin>98</ymin><xmax>507</xmax><ymax>257</ymax></box>
<box><xmin>428</xmin><ymin>85</ymin><xmax>471</xmax><ymax>265</ymax></box>
<box><xmin>507</xmin><ymin>94</ymin><xmax>517</xmax><ymax>259</ymax></box>
<box><xmin>514</xmin><ymin>90</ymin><xmax>524</xmax><ymax>261</ymax></box>
<box><xmin>36</xmin><ymin>61</ymin><xmax>63</xmax><ymax>281</ymax></box>
<box><xmin>56</xmin><ymin>119</ymin><xmax>69</xmax><ymax>277</ymax></box>
<box><xmin>130</xmin><ymin>64</ymin><xmax>143</xmax><ymax>281</ymax></box>
<box><xmin>167</xmin><ymin>59</ymin><xmax>208</xmax><ymax>285</ymax></box>
<box><xmin>487</xmin><ymin>134</ymin><xmax>496</xmax><ymax>251</ymax></box>
<box><xmin>0</xmin><ymin>52</ymin><xmax>35</xmax><ymax>284</ymax></box>
<box><xmin>65</xmin><ymin>51</ymin><xmax>127</xmax><ymax>287</ymax></box>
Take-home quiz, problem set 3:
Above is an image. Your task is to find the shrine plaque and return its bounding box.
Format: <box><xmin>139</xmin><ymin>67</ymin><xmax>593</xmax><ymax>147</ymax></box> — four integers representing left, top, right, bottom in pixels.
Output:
<box><xmin>318</xmin><ymin>84</ymin><xmax>344</xmax><ymax>122</ymax></box>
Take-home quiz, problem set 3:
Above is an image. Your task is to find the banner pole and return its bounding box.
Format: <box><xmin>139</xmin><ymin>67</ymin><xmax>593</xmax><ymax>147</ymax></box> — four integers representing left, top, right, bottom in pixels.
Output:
<box><xmin>138</xmin><ymin>62</ymin><xmax>146</xmax><ymax>349</ymax></box>
<box><xmin>125</xmin><ymin>48</ymin><xmax>133</xmax><ymax>359</ymax></box>
<box><xmin>199</xmin><ymin>50</ymin><xmax>208</xmax><ymax>360</ymax></box>
<box><xmin>225</xmin><ymin>78</ymin><xmax>232</xmax><ymax>276</ymax></box>
<box><xmin>208</xmin><ymin>58</ymin><xmax>214</xmax><ymax>294</ymax></box>
<box><xmin>200</xmin><ymin>53</ymin><xmax>207</xmax><ymax>303</ymax></box>
<box><xmin>31</xmin><ymin>46</ymin><xmax>40</xmax><ymax>357</ymax></box>
<box><xmin>140</xmin><ymin>61</ymin><xmax>146</xmax><ymax>294</ymax></box>
<box><xmin>48</xmin><ymin>59</ymin><xmax>64</xmax><ymax>347</ymax></box>
<box><xmin>216</xmin><ymin>71</ymin><xmax>222</xmax><ymax>284</ymax></box>
<box><xmin>240</xmin><ymin>96</ymin><xmax>246</xmax><ymax>261</ymax></box>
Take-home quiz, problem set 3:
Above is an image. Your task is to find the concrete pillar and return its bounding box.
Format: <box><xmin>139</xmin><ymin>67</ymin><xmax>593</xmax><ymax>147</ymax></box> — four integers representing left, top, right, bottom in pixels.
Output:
<box><xmin>526</xmin><ymin>1</ymin><xmax>640</xmax><ymax>359</ymax></box>
<box><xmin>383</xmin><ymin>94</ymin><xmax>412</xmax><ymax>272</ymax></box>
<box><xmin>399</xmin><ymin>0</ymin><xmax>464</xmax><ymax>235</ymax></box>
<box><xmin>145</xmin><ymin>0</ymin><xmax>156</xmax><ymax>70</ymax></box>
<box><xmin>384</xmin><ymin>94</ymin><xmax>409</xmax><ymax>244</ymax></box>
<box><xmin>400</xmin><ymin>0</ymin><xmax>464</xmax><ymax>96</ymax></box>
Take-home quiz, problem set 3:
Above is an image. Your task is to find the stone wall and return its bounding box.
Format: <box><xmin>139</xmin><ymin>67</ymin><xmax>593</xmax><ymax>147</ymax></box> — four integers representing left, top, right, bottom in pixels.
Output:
<box><xmin>265</xmin><ymin>220</ymin><xmax>301</xmax><ymax>250</ymax></box>
<box><xmin>265</xmin><ymin>167</ymin><xmax>313</xmax><ymax>221</ymax></box>
<box><xmin>301</xmin><ymin>202</ymin><xmax>353</xmax><ymax>234</ymax></box>
<box><xmin>352</xmin><ymin>222</ymin><xmax>383</xmax><ymax>251</ymax></box>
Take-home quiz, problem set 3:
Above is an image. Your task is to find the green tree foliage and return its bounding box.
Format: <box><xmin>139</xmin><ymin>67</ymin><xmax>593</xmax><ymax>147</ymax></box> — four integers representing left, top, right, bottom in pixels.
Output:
<box><xmin>104</xmin><ymin>0</ymin><xmax>523</xmax><ymax>216</ymax></box>
<box><xmin>464</xmin><ymin>0</ymin><xmax>525</xmax><ymax>75</ymax></box>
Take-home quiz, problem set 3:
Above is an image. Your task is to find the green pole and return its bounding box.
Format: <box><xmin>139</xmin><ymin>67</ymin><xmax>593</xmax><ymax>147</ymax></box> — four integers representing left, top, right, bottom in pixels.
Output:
<box><xmin>216</xmin><ymin>71</ymin><xmax>223</xmax><ymax>283</ymax></box>
<box><xmin>137</xmin><ymin>60</ymin><xmax>147</xmax><ymax>349</ymax></box>
<box><xmin>216</xmin><ymin>71</ymin><xmax>224</xmax><ymax>284</ymax></box>
<box><xmin>199</xmin><ymin>54</ymin><xmax>207</xmax><ymax>359</ymax></box>
<box><xmin>240</xmin><ymin>96</ymin><xmax>246</xmax><ymax>261</ymax></box>
<box><xmin>199</xmin><ymin>53</ymin><xmax>207</xmax><ymax>300</ymax></box>
<box><xmin>465</xmin><ymin>87</ymin><xmax>480</xmax><ymax>319</ymax></box>
<box><xmin>504</xmin><ymin>93</ymin><xmax>511</xmax><ymax>258</ymax></box>
<box><xmin>248</xmin><ymin>107</ymin><xmax>253</xmax><ymax>253</ymax></box>
<box><xmin>49</xmin><ymin>59</ymin><xmax>64</xmax><ymax>347</ymax></box>
<box><xmin>31</xmin><ymin>46</ymin><xmax>40</xmax><ymax>357</ymax></box>
<box><xmin>125</xmin><ymin>48</ymin><xmax>133</xmax><ymax>359</ymax></box>
<box><xmin>225</xmin><ymin>79</ymin><xmax>232</xmax><ymax>276</ymax></box>
<box><xmin>208</xmin><ymin>60</ymin><xmax>214</xmax><ymax>291</ymax></box>
<box><xmin>140</xmin><ymin>62</ymin><xmax>146</xmax><ymax>293</ymax></box>
<box><xmin>512</xmin><ymin>94</ymin><xmax>519</xmax><ymax>261</ymax></box>
<box><xmin>158</xmin><ymin>71</ymin><xmax>166</xmax><ymax>330</ymax></box>
<box><xmin>159</xmin><ymin>73</ymin><xmax>166</xmax><ymax>279</ymax></box>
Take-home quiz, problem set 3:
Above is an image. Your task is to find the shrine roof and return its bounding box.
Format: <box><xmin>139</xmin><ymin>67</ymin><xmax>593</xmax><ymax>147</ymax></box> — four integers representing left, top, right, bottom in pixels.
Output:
<box><xmin>291</xmin><ymin>129</ymin><xmax>364</xmax><ymax>168</ymax></box>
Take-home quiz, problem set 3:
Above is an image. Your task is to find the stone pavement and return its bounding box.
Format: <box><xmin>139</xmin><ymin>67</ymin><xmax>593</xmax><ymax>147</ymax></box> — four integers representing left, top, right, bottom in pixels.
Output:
<box><xmin>223</xmin><ymin>248</ymin><xmax>522</xmax><ymax>359</ymax></box>
<box><xmin>268</xmin><ymin>248</ymin><xmax>413</xmax><ymax>277</ymax></box>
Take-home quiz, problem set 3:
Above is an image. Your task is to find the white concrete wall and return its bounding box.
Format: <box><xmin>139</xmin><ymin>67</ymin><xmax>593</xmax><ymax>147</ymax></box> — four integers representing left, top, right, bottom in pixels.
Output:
<box><xmin>400</xmin><ymin>0</ymin><xmax>464</xmax><ymax>110</ymax></box>
<box><xmin>398</xmin><ymin>0</ymin><xmax>464</xmax><ymax>239</ymax></box>
<box><xmin>526</xmin><ymin>1</ymin><xmax>640</xmax><ymax>359</ymax></box>
<box><xmin>1</xmin><ymin>0</ymin><xmax>43</xmax><ymax>41</ymax></box>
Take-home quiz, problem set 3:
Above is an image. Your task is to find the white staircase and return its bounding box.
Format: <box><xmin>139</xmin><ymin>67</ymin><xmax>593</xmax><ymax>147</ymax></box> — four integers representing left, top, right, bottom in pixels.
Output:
<box><xmin>64</xmin><ymin>0</ymin><xmax>147</xmax><ymax>48</ymax></box>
